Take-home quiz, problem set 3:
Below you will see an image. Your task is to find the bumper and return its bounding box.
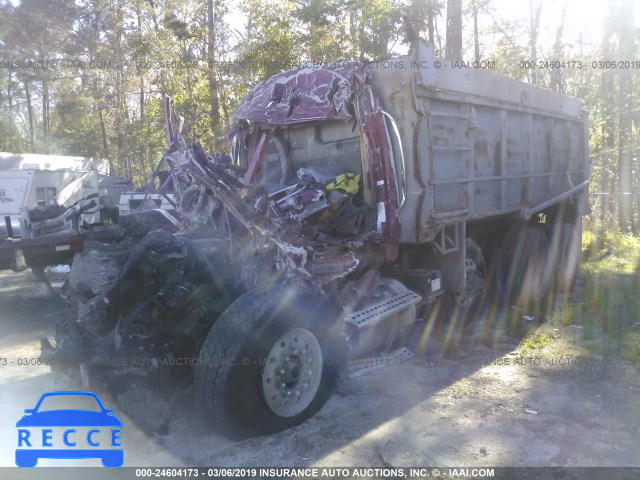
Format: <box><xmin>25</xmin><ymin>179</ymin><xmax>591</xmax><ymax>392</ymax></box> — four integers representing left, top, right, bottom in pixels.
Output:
<box><xmin>0</xmin><ymin>234</ymin><xmax>84</xmax><ymax>271</ymax></box>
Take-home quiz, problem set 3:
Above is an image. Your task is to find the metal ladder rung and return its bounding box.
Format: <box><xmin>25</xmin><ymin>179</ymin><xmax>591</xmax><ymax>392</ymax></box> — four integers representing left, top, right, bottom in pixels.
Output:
<box><xmin>347</xmin><ymin>291</ymin><xmax>422</xmax><ymax>329</ymax></box>
<box><xmin>428</xmin><ymin>111</ymin><xmax>470</xmax><ymax>119</ymax></box>
<box><xmin>344</xmin><ymin>347</ymin><xmax>415</xmax><ymax>379</ymax></box>
<box><xmin>432</xmin><ymin>145</ymin><xmax>471</xmax><ymax>151</ymax></box>
<box><xmin>432</xmin><ymin>208</ymin><xmax>470</xmax><ymax>219</ymax></box>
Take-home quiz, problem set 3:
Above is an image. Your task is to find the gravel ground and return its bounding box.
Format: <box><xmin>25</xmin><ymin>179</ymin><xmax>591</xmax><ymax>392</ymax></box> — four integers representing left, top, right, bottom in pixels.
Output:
<box><xmin>0</xmin><ymin>269</ymin><xmax>639</xmax><ymax>475</ymax></box>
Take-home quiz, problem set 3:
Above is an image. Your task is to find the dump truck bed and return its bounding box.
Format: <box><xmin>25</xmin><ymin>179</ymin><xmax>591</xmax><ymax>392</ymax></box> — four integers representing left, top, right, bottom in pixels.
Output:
<box><xmin>368</xmin><ymin>42</ymin><xmax>590</xmax><ymax>243</ymax></box>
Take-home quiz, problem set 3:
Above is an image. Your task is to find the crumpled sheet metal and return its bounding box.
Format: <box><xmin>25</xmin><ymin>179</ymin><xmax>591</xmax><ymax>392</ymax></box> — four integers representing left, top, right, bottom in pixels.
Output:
<box><xmin>178</xmin><ymin>156</ymin><xmax>361</xmax><ymax>283</ymax></box>
<box><xmin>230</xmin><ymin>63</ymin><xmax>399</xmax><ymax>249</ymax></box>
<box><xmin>232</xmin><ymin>62</ymin><xmax>362</xmax><ymax>125</ymax></box>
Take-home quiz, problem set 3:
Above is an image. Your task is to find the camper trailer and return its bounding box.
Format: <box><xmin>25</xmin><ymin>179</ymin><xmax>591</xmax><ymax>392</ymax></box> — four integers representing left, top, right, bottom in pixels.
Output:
<box><xmin>0</xmin><ymin>153</ymin><xmax>130</xmax><ymax>274</ymax></box>
<box><xmin>0</xmin><ymin>153</ymin><xmax>130</xmax><ymax>238</ymax></box>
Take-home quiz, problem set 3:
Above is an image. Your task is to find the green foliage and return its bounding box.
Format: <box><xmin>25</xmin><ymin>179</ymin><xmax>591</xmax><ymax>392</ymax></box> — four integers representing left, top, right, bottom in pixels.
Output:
<box><xmin>234</xmin><ymin>0</ymin><xmax>299</xmax><ymax>86</ymax></box>
<box><xmin>49</xmin><ymin>82</ymin><xmax>103</xmax><ymax>157</ymax></box>
<box><xmin>0</xmin><ymin>113</ymin><xmax>26</xmax><ymax>153</ymax></box>
<box><xmin>519</xmin><ymin>330</ymin><xmax>553</xmax><ymax>355</ymax></box>
<box><xmin>486</xmin><ymin>37</ymin><xmax>528</xmax><ymax>80</ymax></box>
<box><xmin>0</xmin><ymin>0</ymin><xmax>637</xmax><ymax>208</ymax></box>
<box><xmin>582</xmin><ymin>228</ymin><xmax>640</xmax><ymax>273</ymax></box>
<box><xmin>543</xmin><ymin>226</ymin><xmax>640</xmax><ymax>361</ymax></box>
<box><xmin>0</xmin><ymin>0</ymin><xmax>417</xmax><ymax>184</ymax></box>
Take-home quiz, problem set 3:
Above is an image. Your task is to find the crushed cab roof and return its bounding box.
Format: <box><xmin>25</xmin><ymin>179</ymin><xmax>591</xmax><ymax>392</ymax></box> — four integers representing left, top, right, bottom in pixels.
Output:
<box><xmin>232</xmin><ymin>62</ymin><xmax>364</xmax><ymax>126</ymax></box>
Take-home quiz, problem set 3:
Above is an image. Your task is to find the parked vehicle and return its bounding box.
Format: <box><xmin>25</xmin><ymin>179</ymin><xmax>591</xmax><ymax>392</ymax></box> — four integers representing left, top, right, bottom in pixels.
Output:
<box><xmin>43</xmin><ymin>41</ymin><xmax>590</xmax><ymax>438</ymax></box>
<box><xmin>0</xmin><ymin>154</ymin><xmax>131</xmax><ymax>279</ymax></box>
<box><xmin>117</xmin><ymin>192</ymin><xmax>176</xmax><ymax>218</ymax></box>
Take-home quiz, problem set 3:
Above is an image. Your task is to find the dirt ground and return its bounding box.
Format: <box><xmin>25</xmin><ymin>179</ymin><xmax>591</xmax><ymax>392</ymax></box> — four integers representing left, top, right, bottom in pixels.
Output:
<box><xmin>1</xmin><ymin>268</ymin><xmax>639</xmax><ymax>474</ymax></box>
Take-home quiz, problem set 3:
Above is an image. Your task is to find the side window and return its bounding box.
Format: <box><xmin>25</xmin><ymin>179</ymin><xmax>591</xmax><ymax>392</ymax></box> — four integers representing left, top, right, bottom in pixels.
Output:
<box><xmin>36</xmin><ymin>187</ymin><xmax>57</xmax><ymax>207</ymax></box>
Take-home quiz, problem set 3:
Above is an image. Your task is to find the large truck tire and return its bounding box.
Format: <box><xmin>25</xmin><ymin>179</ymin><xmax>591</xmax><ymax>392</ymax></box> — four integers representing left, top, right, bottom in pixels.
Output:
<box><xmin>548</xmin><ymin>221</ymin><xmax>582</xmax><ymax>294</ymax></box>
<box><xmin>194</xmin><ymin>287</ymin><xmax>346</xmax><ymax>439</ymax></box>
<box><xmin>496</xmin><ymin>226</ymin><xmax>551</xmax><ymax>313</ymax></box>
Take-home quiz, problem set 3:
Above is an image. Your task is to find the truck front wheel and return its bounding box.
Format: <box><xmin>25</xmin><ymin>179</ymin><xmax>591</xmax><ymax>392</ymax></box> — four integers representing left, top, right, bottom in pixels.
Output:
<box><xmin>194</xmin><ymin>287</ymin><xmax>345</xmax><ymax>438</ymax></box>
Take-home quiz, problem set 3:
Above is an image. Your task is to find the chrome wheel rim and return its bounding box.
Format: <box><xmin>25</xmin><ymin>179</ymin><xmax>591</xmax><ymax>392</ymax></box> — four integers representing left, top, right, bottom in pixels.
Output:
<box><xmin>262</xmin><ymin>328</ymin><xmax>323</xmax><ymax>418</ymax></box>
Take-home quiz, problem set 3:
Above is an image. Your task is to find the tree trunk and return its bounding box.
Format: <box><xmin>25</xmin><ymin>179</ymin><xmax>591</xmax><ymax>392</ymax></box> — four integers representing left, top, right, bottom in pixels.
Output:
<box><xmin>111</xmin><ymin>0</ymin><xmax>126</xmax><ymax>176</ymax></box>
<box><xmin>349</xmin><ymin>6</ymin><xmax>359</xmax><ymax>58</ymax></box>
<box><xmin>636</xmin><ymin>115</ymin><xmax>640</xmax><ymax>232</ymax></box>
<box><xmin>529</xmin><ymin>0</ymin><xmax>542</xmax><ymax>85</ymax></box>
<box><xmin>207</xmin><ymin>0</ymin><xmax>220</xmax><ymax>144</ymax></box>
<box><xmin>24</xmin><ymin>81</ymin><xmax>35</xmax><ymax>150</ymax></box>
<box><xmin>600</xmin><ymin>169</ymin><xmax>607</xmax><ymax>226</ymax></box>
<box><xmin>137</xmin><ymin>0</ymin><xmax>144</xmax><ymax>126</ymax></box>
<box><xmin>427</xmin><ymin>10</ymin><xmax>435</xmax><ymax>45</ymax></box>
<box><xmin>616</xmin><ymin>0</ymin><xmax>634</xmax><ymax>231</ymax></box>
<box><xmin>445</xmin><ymin>0</ymin><xmax>462</xmax><ymax>61</ymax></box>
<box><xmin>549</xmin><ymin>1</ymin><xmax>567</xmax><ymax>92</ymax></box>
<box><xmin>98</xmin><ymin>107</ymin><xmax>111</xmax><ymax>173</ymax></box>
<box><xmin>435</xmin><ymin>17</ymin><xmax>443</xmax><ymax>53</ymax></box>
<box><xmin>139</xmin><ymin>78</ymin><xmax>145</xmax><ymax>125</ymax></box>
<box><xmin>358</xmin><ymin>17</ymin><xmax>365</xmax><ymax>62</ymax></box>
<box><xmin>6</xmin><ymin>71</ymin><xmax>11</xmax><ymax>110</ymax></box>
<box><xmin>473</xmin><ymin>1</ymin><xmax>480</xmax><ymax>64</ymax></box>
<box><xmin>42</xmin><ymin>78</ymin><xmax>49</xmax><ymax>153</ymax></box>
<box><xmin>220</xmin><ymin>83</ymin><xmax>230</xmax><ymax>128</ymax></box>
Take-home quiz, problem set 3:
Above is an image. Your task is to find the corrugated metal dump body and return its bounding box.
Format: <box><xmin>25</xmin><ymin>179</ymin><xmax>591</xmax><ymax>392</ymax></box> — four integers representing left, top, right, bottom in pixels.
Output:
<box><xmin>368</xmin><ymin>43</ymin><xmax>589</xmax><ymax>244</ymax></box>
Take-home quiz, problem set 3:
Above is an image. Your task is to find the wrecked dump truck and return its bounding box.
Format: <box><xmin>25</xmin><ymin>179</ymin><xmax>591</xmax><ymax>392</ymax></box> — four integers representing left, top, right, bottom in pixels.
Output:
<box><xmin>43</xmin><ymin>41</ymin><xmax>590</xmax><ymax>438</ymax></box>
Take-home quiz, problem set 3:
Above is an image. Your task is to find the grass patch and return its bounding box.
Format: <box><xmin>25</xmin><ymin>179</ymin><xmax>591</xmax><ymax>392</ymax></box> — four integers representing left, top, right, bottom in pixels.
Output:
<box><xmin>519</xmin><ymin>330</ymin><xmax>553</xmax><ymax>355</ymax></box>
<box><xmin>582</xmin><ymin>228</ymin><xmax>640</xmax><ymax>273</ymax></box>
<box><xmin>555</xmin><ymin>302</ymin><xmax>579</xmax><ymax>327</ymax></box>
<box><xmin>544</xmin><ymin>227</ymin><xmax>640</xmax><ymax>362</ymax></box>
<box><xmin>451</xmin><ymin>378</ymin><xmax>475</xmax><ymax>397</ymax></box>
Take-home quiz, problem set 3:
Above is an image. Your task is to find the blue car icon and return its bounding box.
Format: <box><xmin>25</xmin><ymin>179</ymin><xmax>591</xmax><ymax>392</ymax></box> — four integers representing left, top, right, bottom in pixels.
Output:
<box><xmin>16</xmin><ymin>391</ymin><xmax>123</xmax><ymax>468</ymax></box>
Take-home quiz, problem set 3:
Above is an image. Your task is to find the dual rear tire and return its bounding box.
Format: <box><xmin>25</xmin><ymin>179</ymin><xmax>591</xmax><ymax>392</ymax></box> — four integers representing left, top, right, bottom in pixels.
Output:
<box><xmin>495</xmin><ymin>221</ymin><xmax>581</xmax><ymax>313</ymax></box>
<box><xmin>496</xmin><ymin>227</ymin><xmax>552</xmax><ymax>312</ymax></box>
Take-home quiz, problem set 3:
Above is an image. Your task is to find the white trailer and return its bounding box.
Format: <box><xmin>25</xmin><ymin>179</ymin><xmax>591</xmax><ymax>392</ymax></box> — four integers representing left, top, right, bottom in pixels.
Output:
<box><xmin>0</xmin><ymin>153</ymin><xmax>129</xmax><ymax>238</ymax></box>
<box><xmin>0</xmin><ymin>153</ymin><xmax>129</xmax><ymax>281</ymax></box>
